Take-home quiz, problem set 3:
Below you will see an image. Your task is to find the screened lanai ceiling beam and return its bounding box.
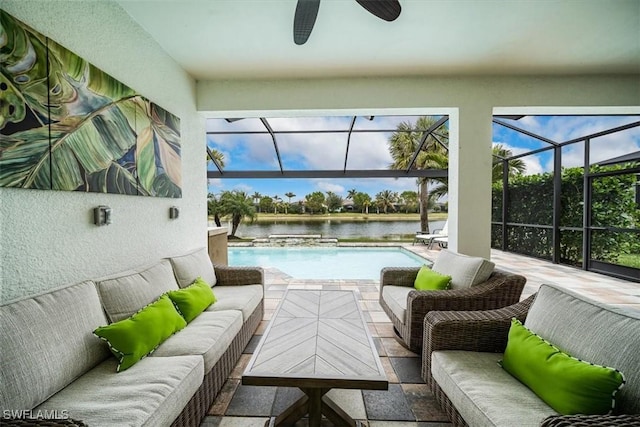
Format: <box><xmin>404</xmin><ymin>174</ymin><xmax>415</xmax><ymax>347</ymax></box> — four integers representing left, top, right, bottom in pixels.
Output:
<box><xmin>206</xmin><ymin>128</ymin><xmax>442</xmax><ymax>135</ymax></box>
<box><xmin>344</xmin><ymin>116</ymin><xmax>357</xmax><ymax>172</ymax></box>
<box><xmin>406</xmin><ymin>116</ymin><xmax>449</xmax><ymax>173</ymax></box>
<box><xmin>260</xmin><ymin>118</ymin><xmax>284</xmax><ymax>174</ymax></box>
<box><xmin>504</xmin><ymin>145</ymin><xmax>553</xmax><ymax>162</ymax></box>
<box><xmin>493</xmin><ymin>118</ymin><xmax>559</xmax><ymax>146</ymax></box>
<box><xmin>431</xmin><ymin>133</ymin><xmax>449</xmax><ymax>152</ymax></box>
<box><xmin>207</xmin><ymin>169</ymin><xmax>448</xmax><ymax>179</ymax></box>
<box><xmin>206</xmin><ymin>147</ymin><xmax>224</xmax><ymax>174</ymax></box>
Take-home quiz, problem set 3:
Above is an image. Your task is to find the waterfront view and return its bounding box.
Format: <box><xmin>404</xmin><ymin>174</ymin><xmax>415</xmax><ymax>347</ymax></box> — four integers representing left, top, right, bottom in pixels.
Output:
<box><xmin>210</xmin><ymin>218</ymin><xmax>446</xmax><ymax>240</ymax></box>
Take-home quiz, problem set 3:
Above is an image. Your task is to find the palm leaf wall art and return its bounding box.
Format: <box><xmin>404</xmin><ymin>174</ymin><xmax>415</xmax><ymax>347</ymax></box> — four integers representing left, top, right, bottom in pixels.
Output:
<box><xmin>0</xmin><ymin>10</ymin><xmax>182</xmax><ymax>198</ymax></box>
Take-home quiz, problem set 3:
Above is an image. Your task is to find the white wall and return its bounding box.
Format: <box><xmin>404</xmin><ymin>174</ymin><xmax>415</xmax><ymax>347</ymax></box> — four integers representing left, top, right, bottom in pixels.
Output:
<box><xmin>0</xmin><ymin>2</ymin><xmax>207</xmax><ymax>302</ymax></box>
<box><xmin>196</xmin><ymin>75</ymin><xmax>640</xmax><ymax>258</ymax></box>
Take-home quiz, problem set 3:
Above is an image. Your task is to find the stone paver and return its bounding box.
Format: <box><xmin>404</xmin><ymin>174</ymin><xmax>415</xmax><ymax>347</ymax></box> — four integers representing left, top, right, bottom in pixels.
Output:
<box><xmin>202</xmin><ymin>245</ymin><xmax>639</xmax><ymax>426</ymax></box>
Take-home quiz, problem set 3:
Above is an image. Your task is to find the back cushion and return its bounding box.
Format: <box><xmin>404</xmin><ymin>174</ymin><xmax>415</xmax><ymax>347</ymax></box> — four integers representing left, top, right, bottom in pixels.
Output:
<box><xmin>432</xmin><ymin>250</ymin><xmax>495</xmax><ymax>290</ymax></box>
<box><xmin>526</xmin><ymin>284</ymin><xmax>640</xmax><ymax>414</ymax></box>
<box><xmin>95</xmin><ymin>260</ymin><xmax>179</xmax><ymax>323</ymax></box>
<box><xmin>0</xmin><ymin>281</ymin><xmax>110</xmax><ymax>411</ymax></box>
<box><xmin>168</xmin><ymin>247</ymin><xmax>217</xmax><ymax>288</ymax></box>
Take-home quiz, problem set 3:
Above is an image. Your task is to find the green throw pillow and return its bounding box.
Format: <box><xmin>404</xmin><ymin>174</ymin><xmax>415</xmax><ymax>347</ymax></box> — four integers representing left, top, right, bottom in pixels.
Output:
<box><xmin>94</xmin><ymin>294</ymin><xmax>187</xmax><ymax>372</ymax></box>
<box><xmin>414</xmin><ymin>265</ymin><xmax>451</xmax><ymax>290</ymax></box>
<box><xmin>167</xmin><ymin>277</ymin><xmax>217</xmax><ymax>323</ymax></box>
<box><xmin>500</xmin><ymin>318</ymin><xmax>625</xmax><ymax>415</ymax></box>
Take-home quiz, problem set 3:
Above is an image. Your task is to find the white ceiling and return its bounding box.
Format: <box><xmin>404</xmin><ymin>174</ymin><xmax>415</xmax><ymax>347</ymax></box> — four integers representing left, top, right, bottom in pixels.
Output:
<box><xmin>117</xmin><ymin>0</ymin><xmax>640</xmax><ymax>81</ymax></box>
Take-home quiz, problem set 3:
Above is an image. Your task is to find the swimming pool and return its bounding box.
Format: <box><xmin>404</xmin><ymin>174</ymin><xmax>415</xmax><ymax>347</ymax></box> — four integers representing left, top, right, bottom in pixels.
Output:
<box><xmin>228</xmin><ymin>247</ymin><xmax>427</xmax><ymax>280</ymax></box>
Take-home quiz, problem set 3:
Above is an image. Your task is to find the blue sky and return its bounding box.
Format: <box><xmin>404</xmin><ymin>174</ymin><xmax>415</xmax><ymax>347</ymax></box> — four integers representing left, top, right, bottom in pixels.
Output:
<box><xmin>206</xmin><ymin>115</ymin><xmax>640</xmax><ymax>203</ymax></box>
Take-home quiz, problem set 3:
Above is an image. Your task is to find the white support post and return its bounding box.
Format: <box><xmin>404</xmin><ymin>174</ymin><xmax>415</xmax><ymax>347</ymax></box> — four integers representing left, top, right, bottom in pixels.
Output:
<box><xmin>447</xmin><ymin>105</ymin><xmax>493</xmax><ymax>259</ymax></box>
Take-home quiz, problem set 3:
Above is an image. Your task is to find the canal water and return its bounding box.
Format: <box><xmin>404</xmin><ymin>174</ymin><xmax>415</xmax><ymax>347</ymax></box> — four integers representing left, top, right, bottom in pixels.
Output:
<box><xmin>212</xmin><ymin>219</ymin><xmax>446</xmax><ymax>240</ymax></box>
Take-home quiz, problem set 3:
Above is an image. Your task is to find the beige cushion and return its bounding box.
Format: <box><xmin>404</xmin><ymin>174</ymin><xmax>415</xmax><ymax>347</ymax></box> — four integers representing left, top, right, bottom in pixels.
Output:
<box><xmin>381</xmin><ymin>285</ymin><xmax>412</xmax><ymax>324</ymax></box>
<box><xmin>432</xmin><ymin>250</ymin><xmax>494</xmax><ymax>290</ymax></box>
<box><xmin>95</xmin><ymin>260</ymin><xmax>179</xmax><ymax>323</ymax></box>
<box><xmin>35</xmin><ymin>356</ymin><xmax>203</xmax><ymax>427</ymax></box>
<box><xmin>431</xmin><ymin>351</ymin><xmax>556</xmax><ymax>427</ymax></box>
<box><xmin>206</xmin><ymin>284</ymin><xmax>263</xmax><ymax>321</ymax></box>
<box><xmin>0</xmin><ymin>281</ymin><xmax>110</xmax><ymax>411</ymax></box>
<box><xmin>169</xmin><ymin>247</ymin><xmax>217</xmax><ymax>288</ymax></box>
<box><xmin>152</xmin><ymin>310</ymin><xmax>242</xmax><ymax>372</ymax></box>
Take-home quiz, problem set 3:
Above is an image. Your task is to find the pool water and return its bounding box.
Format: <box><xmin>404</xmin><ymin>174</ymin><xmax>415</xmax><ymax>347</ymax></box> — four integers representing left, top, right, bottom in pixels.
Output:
<box><xmin>228</xmin><ymin>247</ymin><xmax>427</xmax><ymax>280</ymax></box>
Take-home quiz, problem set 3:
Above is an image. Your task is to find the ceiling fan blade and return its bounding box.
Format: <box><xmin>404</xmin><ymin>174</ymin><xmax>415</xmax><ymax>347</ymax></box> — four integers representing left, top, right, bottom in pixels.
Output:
<box><xmin>355</xmin><ymin>0</ymin><xmax>401</xmax><ymax>22</ymax></box>
<box><xmin>294</xmin><ymin>0</ymin><xmax>321</xmax><ymax>45</ymax></box>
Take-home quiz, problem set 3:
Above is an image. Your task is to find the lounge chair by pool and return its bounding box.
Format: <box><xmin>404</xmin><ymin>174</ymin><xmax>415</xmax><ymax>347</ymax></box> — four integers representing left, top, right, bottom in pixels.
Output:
<box><xmin>414</xmin><ymin>220</ymin><xmax>448</xmax><ymax>247</ymax></box>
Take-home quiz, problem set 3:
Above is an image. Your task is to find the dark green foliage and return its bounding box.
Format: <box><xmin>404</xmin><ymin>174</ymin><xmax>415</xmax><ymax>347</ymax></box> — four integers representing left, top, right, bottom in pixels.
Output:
<box><xmin>492</xmin><ymin>164</ymin><xmax>639</xmax><ymax>267</ymax></box>
<box><xmin>305</xmin><ymin>191</ymin><xmax>326</xmax><ymax>214</ymax></box>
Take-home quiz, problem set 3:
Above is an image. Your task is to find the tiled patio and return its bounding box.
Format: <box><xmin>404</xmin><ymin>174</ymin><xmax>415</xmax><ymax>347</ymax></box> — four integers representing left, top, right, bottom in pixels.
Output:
<box><xmin>201</xmin><ymin>247</ymin><xmax>639</xmax><ymax>426</ymax></box>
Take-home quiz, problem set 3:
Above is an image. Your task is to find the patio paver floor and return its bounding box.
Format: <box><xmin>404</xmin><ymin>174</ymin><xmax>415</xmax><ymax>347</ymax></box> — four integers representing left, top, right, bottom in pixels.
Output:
<box><xmin>201</xmin><ymin>246</ymin><xmax>639</xmax><ymax>426</ymax></box>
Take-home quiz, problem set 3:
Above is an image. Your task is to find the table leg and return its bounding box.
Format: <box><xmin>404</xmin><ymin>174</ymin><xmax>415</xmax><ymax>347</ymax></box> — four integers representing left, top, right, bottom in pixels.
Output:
<box><xmin>307</xmin><ymin>389</ymin><xmax>323</xmax><ymax>427</ymax></box>
<box><xmin>270</xmin><ymin>388</ymin><xmax>359</xmax><ymax>427</ymax></box>
<box><xmin>272</xmin><ymin>394</ymin><xmax>309</xmax><ymax>426</ymax></box>
<box><xmin>321</xmin><ymin>394</ymin><xmax>358</xmax><ymax>427</ymax></box>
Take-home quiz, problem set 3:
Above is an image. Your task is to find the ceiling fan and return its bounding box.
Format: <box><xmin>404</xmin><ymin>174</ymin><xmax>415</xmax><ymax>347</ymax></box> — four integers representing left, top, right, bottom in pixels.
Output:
<box><xmin>294</xmin><ymin>0</ymin><xmax>402</xmax><ymax>45</ymax></box>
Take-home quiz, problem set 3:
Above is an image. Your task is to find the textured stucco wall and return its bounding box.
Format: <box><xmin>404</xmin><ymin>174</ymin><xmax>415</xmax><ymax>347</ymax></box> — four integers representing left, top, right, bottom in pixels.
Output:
<box><xmin>0</xmin><ymin>1</ymin><xmax>207</xmax><ymax>302</ymax></box>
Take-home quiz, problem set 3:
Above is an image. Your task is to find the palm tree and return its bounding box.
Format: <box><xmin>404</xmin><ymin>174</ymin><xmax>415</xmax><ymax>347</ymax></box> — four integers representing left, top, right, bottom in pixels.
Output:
<box><xmin>388</xmin><ymin>116</ymin><xmax>449</xmax><ymax>233</ymax></box>
<box><xmin>207</xmin><ymin>149</ymin><xmax>225</xmax><ymax>167</ymax></box>
<box><xmin>492</xmin><ymin>144</ymin><xmax>526</xmax><ymax>183</ymax></box>
<box><xmin>272</xmin><ymin>195</ymin><xmax>283</xmax><ymax>214</ymax></box>
<box><xmin>352</xmin><ymin>192</ymin><xmax>371</xmax><ymax>214</ymax></box>
<box><xmin>363</xmin><ymin>199</ymin><xmax>371</xmax><ymax>215</ymax></box>
<box><xmin>284</xmin><ymin>192</ymin><xmax>295</xmax><ymax>214</ymax></box>
<box><xmin>347</xmin><ymin>189</ymin><xmax>357</xmax><ymax>200</ymax></box>
<box><xmin>284</xmin><ymin>192</ymin><xmax>296</xmax><ymax>203</ymax></box>
<box><xmin>219</xmin><ymin>190</ymin><xmax>256</xmax><ymax>237</ymax></box>
<box><xmin>251</xmin><ymin>192</ymin><xmax>262</xmax><ymax>213</ymax></box>
<box><xmin>375</xmin><ymin>190</ymin><xmax>397</xmax><ymax>214</ymax></box>
<box><xmin>207</xmin><ymin>192</ymin><xmax>223</xmax><ymax>227</ymax></box>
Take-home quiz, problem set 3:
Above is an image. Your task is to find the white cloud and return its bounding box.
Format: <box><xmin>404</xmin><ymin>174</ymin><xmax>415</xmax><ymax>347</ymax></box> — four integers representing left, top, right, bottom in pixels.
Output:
<box><xmin>207</xmin><ymin>178</ymin><xmax>223</xmax><ymax>188</ymax></box>
<box><xmin>316</xmin><ymin>182</ymin><xmax>345</xmax><ymax>194</ymax></box>
<box><xmin>232</xmin><ymin>183</ymin><xmax>253</xmax><ymax>193</ymax></box>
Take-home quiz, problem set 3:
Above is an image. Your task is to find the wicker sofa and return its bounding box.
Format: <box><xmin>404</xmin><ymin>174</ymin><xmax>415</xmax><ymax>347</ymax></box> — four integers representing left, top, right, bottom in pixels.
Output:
<box><xmin>0</xmin><ymin>247</ymin><xmax>264</xmax><ymax>427</ymax></box>
<box><xmin>421</xmin><ymin>283</ymin><xmax>640</xmax><ymax>427</ymax></box>
<box><xmin>379</xmin><ymin>250</ymin><xmax>527</xmax><ymax>352</ymax></box>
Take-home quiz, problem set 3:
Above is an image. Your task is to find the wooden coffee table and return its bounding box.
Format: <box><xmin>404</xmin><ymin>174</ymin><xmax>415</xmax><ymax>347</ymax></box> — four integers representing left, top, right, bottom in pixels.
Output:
<box><xmin>243</xmin><ymin>290</ymin><xmax>388</xmax><ymax>427</ymax></box>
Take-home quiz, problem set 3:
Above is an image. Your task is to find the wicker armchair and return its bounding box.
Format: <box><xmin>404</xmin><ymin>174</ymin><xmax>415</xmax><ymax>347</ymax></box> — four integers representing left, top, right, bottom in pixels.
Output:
<box><xmin>379</xmin><ymin>267</ymin><xmax>527</xmax><ymax>352</ymax></box>
<box><xmin>421</xmin><ymin>292</ymin><xmax>640</xmax><ymax>427</ymax></box>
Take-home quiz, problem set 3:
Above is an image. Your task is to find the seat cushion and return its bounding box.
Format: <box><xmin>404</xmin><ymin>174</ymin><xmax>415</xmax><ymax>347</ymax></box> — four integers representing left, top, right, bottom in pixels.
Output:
<box><xmin>151</xmin><ymin>310</ymin><xmax>243</xmax><ymax>372</ymax></box>
<box><xmin>432</xmin><ymin>250</ymin><xmax>495</xmax><ymax>290</ymax></box>
<box><xmin>95</xmin><ymin>260</ymin><xmax>180</xmax><ymax>323</ymax></box>
<box><xmin>205</xmin><ymin>284</ymin><xmax>263</xmax><ymax>322</ymax></box>
<box><xmin>0</xmin><ymin>281</ymin><xmax>110</xmax><ymax>411</ymax></box>
<box><xmin>431</xmin><ymin>350</ymin><xmax>557</xmax><ymax>427</ymax></box>
<box><xmin>35</xmin><ymin>355</ymin><xmax>204</xmax><ymax>427</ymax></box>
<box><xmin>381</xmin><ymin>285</ymin><xmax>412</xmax><ymax>324</ymax></box>
<box><xmin>168</xmin><ymin>247</ymin><xmax>217</xmax><ymax>288</ymax></box>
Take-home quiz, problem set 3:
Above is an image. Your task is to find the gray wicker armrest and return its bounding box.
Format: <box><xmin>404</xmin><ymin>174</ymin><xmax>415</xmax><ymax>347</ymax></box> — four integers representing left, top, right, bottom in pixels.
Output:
<box><xmin>380</xmin><ymin>267</ymin><xmax>421</xmax><ymax>287</ymax></box>
<box><xmin>391</xmin><ymin>269</ymin><xmax>526</xmax><ymax>351</ymax></box>
<box><xmin>421</xmin><ymin>295</ymin><xmax>536</xmax><ymax>385</ymax></box>
<box><xmin>540</xmin><ymin>414</ymin><xmax>640</xmax><ymax>427</ymax></box>
<box><xmin>213</xmin><ymin>265</ymin><xmax>264</xmax><ymax>286</ymax></box>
